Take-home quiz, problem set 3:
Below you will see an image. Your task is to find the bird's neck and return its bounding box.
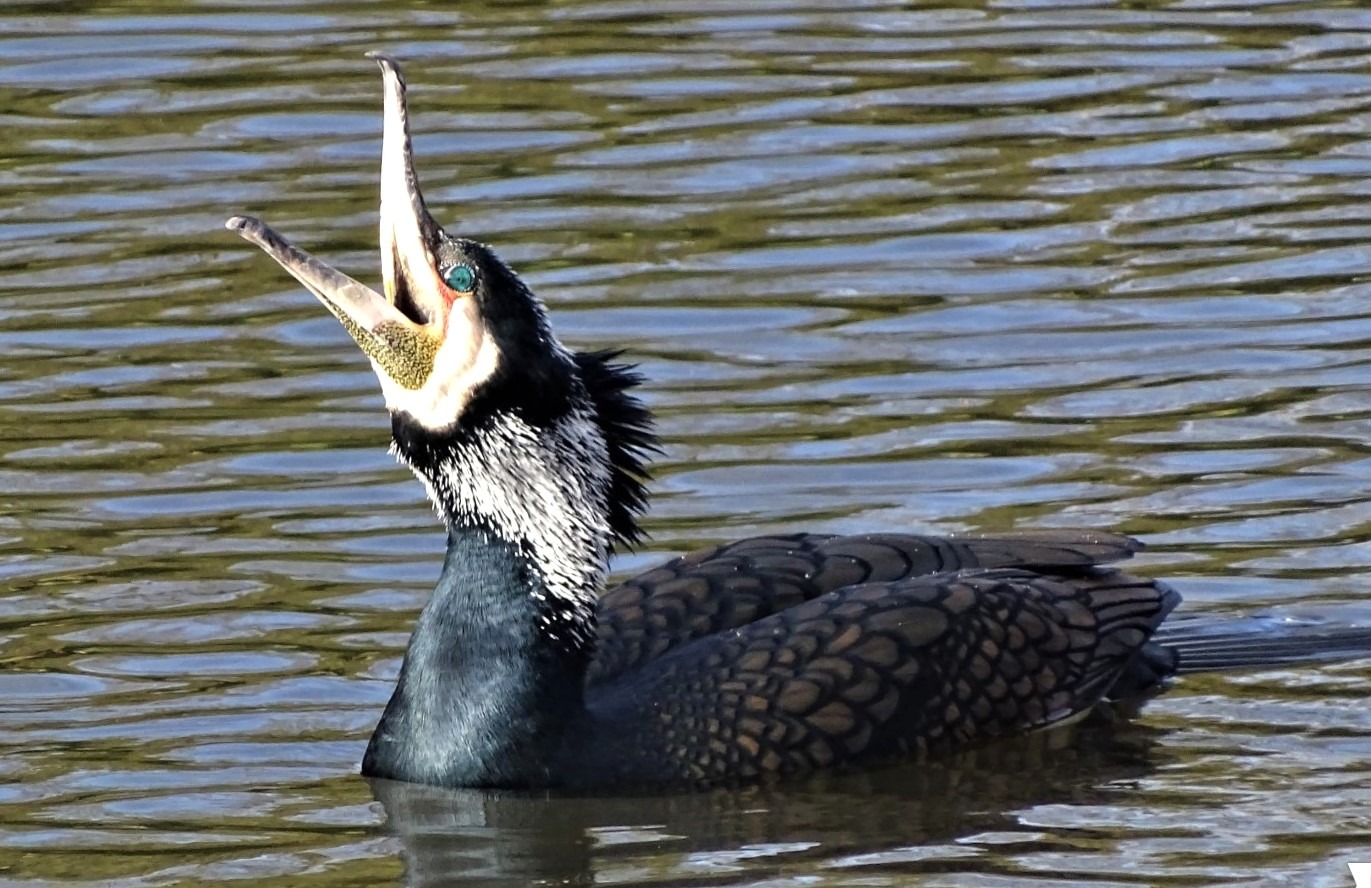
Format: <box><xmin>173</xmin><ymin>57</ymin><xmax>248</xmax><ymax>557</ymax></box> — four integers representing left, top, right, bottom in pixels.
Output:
<box><xmin>363</xmin><ymin>526</ymin><xmax>588</xmax><ymax>786</ymax></box>
<box><xmin>397</xmin><ymin>406</ymin><xmax>614</xmax><ymax>651</ymax></box>
<box><xmin>364</xmin><ymin>408</ymin><xmax>612</xmax><ymax>786</ymax></box>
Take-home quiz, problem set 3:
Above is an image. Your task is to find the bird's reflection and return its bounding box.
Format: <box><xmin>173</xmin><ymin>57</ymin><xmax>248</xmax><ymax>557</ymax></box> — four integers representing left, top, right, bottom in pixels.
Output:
<box><xmin>370</xmin><ymin>720</ymin><xmax>1164</xmax><ymax>887</ymax></box>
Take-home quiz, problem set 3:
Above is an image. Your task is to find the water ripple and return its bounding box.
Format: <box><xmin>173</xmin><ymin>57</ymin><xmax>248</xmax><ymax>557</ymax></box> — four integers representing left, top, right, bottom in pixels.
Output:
<box><xmin>2</xmin><ymin>1</ymin><xmax>1371</xmax><ymax>886</ymax></box>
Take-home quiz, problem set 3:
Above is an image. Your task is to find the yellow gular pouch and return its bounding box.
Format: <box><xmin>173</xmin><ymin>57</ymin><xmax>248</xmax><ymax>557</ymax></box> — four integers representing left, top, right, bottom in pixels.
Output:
<box><xmin>341</xmin><ymin>314</ymin><xmax>440</xmax><ymax>391</ymax></box>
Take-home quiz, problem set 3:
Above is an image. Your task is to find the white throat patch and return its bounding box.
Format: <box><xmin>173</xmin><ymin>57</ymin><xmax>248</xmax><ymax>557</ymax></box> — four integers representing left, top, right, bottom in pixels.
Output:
<box><xmin>374</xmin><ymin>296</ymin><xmax>501</xmax><ymax>429</ymax></box>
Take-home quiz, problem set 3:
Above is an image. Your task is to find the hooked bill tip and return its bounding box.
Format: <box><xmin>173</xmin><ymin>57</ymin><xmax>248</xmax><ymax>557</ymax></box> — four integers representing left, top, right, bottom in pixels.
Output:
<box><xmin>225</xmin><ymin>215</ymin><xmax>267</xmax><ymax>240</ymax></box>
<box><xmin>365</xmin><ymin>51</ymin><xmax>405</xmax><ymax>82</ymax></box>
<box><xmin>225</xmin><ymin>215</ymin><xmax>276</xmax><ymax>250</ymax></box>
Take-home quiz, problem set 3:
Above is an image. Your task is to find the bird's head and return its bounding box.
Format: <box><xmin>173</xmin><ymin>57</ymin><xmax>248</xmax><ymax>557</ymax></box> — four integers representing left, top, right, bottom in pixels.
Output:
<box><xmin>227</xmin><ymin>54</ymin><xmax>654</xmax><ymax>555</ymax></box>
<box><xmin>228</xmin><ymin>53</ymin><xmax>566</xmax><ymax>432</ymax></box>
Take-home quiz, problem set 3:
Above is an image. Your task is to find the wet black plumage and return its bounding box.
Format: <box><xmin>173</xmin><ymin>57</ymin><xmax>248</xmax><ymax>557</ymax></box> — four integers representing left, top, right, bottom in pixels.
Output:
<box><xmin>229</xmin><ymin>54</ymin><xmax>1371</xmax><ymax>793</ymax></box>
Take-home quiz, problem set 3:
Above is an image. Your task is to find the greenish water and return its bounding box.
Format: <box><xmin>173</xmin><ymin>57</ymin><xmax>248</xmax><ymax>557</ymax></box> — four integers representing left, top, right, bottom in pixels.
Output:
<box><xmin>3</xmin><ymin>2</ymin><xmax>1371</xmax><ymax>885</ymax></box>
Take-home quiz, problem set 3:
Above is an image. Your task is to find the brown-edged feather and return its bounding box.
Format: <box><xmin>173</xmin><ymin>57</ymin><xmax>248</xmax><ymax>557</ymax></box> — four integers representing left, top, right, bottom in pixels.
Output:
<box><xmin>578</xmin><ymin>561</ymin><xmax>1177</xmax><ymax>787</ymax></box>
<box><xmin>589</xmin><ymin>529</ymin><xmax>1143</xmax><ymax>685</ymax></box>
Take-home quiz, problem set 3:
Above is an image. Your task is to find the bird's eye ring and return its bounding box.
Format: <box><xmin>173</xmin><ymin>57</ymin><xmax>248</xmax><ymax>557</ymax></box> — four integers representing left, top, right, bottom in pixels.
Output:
<box><xmin>442</xmin><ymin>264</ymin><xmax>476</xmax><ymax>292</ymax></box>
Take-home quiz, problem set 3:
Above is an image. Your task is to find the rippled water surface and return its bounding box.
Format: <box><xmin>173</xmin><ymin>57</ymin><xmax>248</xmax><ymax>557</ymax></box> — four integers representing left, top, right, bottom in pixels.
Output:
<box><xmin>5</xmin><ymin>2</ymin><xmax>1371</xmax><ymax>885</ymax></box>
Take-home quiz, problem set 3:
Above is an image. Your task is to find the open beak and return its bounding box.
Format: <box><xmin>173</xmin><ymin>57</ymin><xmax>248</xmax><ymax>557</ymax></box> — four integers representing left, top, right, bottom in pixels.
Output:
<box><xmin>224</xmin><ymin>53</ymin><xmax>450</xmax><ymax>389</ymax></box>
<box><xmin>225</xmin><ymin>214</ymin><xmax>401</xmax><ymax>338</ymax></box>
<box><xmin>371</xmin><ymin>52</ymin><xmax>449</xmax><ymax>326</ymax></box>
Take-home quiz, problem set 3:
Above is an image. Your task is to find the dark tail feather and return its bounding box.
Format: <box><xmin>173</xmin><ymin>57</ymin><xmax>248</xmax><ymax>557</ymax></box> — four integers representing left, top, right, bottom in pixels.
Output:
<box><xmin>1154</xmin><ymin>617</ymin><xmax>1371</xmax><ymax>673</ymax></box>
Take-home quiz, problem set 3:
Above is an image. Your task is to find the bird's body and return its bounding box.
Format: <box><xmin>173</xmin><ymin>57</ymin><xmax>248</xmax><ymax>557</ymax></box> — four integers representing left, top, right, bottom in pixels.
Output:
<box><xmin>227</xmin><ymin>55</ymin><xmax>1371</xmax><ymax>791</ymax></box>
<box><xmin>365</xmin><ymin>521</ymin><xmax>1176</xmax><ymax>790</ymax></box>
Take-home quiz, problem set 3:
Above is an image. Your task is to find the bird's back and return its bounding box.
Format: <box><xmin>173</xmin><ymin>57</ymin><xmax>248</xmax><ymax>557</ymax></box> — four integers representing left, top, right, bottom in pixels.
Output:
<box><xmin>567</xmin><ymin>531</ymin><xmax>1178</xmax><ymax>788</ymax></box>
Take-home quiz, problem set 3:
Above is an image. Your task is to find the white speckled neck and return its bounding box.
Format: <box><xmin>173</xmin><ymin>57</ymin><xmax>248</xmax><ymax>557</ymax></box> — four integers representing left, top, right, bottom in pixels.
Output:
<box><xmin>395</xmin><ymin>405</ymin><xmax>612</xmax><ymax>651</ymax></box>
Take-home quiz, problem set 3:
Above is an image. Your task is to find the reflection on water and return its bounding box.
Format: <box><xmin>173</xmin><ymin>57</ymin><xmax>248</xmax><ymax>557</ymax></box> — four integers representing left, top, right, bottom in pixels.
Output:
<box><xmin>2</xmin><ymin>1</ymin><xmax>1371</xmax><ymax>886</ymax></box>
<box><xmin>374</xmin><ymin>723</ymin><xmax>1161</xmax><ymax>887</ymax></box>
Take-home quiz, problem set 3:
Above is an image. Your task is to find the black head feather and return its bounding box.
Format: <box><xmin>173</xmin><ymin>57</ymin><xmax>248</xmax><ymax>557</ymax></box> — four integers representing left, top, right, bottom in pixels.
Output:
<box><xmin>573</xmin><ymin>349</ymin><xmax>659</xmax><ymax>550</ymax></box>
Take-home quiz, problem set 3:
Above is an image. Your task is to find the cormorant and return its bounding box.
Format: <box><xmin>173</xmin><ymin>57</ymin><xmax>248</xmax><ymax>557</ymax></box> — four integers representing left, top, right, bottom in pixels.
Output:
<box><xmin>226</xmin><ymin>54</ymin><xmax>1371</xmax><ymax>790</ymax></box>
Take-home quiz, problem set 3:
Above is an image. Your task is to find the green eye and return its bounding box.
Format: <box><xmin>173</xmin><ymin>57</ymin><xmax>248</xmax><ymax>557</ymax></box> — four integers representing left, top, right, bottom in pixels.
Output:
<box><xmin>443</xmin><ymin>264</ymin><xmax>476</xmax><ymax>292</ymax></box>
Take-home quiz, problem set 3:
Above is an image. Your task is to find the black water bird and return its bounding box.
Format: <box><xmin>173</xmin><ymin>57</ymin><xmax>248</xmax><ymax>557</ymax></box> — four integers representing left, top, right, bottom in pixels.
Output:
<box><xmin>227</xmin><ymin>54</ymin><xmax>1371</xmax><ymax>790</ymax></box>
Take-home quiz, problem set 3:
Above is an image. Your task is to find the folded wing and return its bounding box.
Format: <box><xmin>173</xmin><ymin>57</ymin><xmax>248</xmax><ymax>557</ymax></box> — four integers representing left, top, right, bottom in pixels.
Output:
<box><xmin>590</xmin><ymin>530</ymin><xmax>1144</xmax><ymax>684</ymax></box>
